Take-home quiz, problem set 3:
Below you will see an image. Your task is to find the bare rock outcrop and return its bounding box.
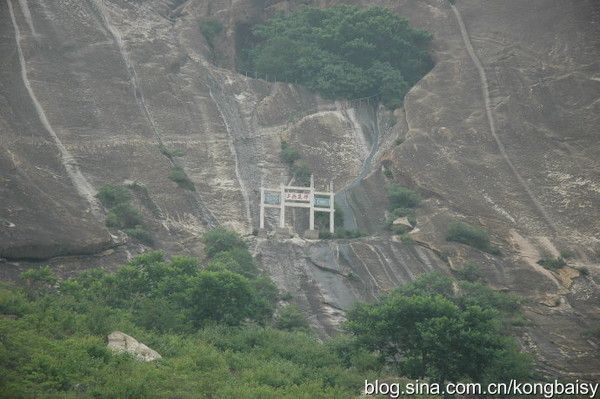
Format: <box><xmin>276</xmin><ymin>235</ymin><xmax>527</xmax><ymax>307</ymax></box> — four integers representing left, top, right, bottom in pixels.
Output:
<box><xmin>107</xmin><ymin>331</ymin><xmax>162</xmax><ymax>362</ymax></box>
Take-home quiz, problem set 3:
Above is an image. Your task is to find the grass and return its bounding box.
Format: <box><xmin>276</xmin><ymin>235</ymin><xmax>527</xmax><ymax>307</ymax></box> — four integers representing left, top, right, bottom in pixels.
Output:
<box><xmin>169</xmin><ymin>166</ymin><xmax>196</xmax><ymax>191</ymax></box>
<box><xmin>446</xmin><ymin>221</ymin><xmax>500</xmax><ymax>255</ymax></box>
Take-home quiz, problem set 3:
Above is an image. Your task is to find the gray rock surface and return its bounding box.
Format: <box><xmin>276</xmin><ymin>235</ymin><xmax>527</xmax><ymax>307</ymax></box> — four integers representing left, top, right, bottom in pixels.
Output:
<box><xmin>0</xmin><ymin>0</ymin><xmax>598</xmax><ymax>378</ymax></box>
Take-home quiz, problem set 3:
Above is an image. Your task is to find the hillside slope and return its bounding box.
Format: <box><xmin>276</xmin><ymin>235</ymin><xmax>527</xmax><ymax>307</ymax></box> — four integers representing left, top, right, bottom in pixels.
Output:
<box><xmin>0</xmin><ymin>0</ymin><xmax>598</xmax><ymax>377</ymax></box>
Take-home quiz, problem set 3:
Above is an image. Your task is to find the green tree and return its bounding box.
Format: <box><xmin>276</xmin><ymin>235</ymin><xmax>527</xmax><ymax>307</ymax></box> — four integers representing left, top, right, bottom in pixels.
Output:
<box><xmin>188</xmin><ymin>270</ymin><xmax>267</xmax><ymax>326</ymax></box>
<box><xmin>345</xmin><ymin>275</ymin><xmax>531</xmax><ymax>385</ymax></box>
<box><xmin>202</xmin><ymin>228</ymin><xmax>247</xmax><ymax>258</ymax></box>
<box><xmin>245</xmin><ymin>5</ymin><xmax>433</xmax><ymax>108</ymax></box>
<box><xmin>387</xmin><ymin>184</ymin><xmax>421</xmax><ymax>209</ymax></box>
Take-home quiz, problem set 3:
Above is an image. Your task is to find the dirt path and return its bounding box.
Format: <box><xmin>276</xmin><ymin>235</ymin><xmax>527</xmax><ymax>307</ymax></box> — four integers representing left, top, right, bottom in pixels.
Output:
<box><xmin>8</xmin><ymin>0</ymin><xmax>101</xmax><ymax>217</ymax></box>
<box><xmin>451</xmin><ymin>4</ymin><xmax>557</xmax><ymax>233</ymax></box>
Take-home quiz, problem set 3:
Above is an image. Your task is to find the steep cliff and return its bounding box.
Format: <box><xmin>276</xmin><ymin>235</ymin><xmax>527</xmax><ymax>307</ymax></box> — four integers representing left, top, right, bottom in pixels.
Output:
<box><xmin>1</xmin><ymin>0</ymin><xmax>598</xmax><ymax>377</ymax></box>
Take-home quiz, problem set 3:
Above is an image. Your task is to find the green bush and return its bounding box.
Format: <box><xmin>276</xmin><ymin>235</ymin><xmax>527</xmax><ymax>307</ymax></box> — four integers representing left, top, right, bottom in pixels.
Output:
<box><xmin>318</xmin><ymin>231</ymin><xmax>333</xmax><ymax>239</ymax></box>
<box><xmin>123</xmin><ymin>226</ymin><xmax>155</xmax><ymax>245</ymax></box>
<box><xmin>292</xmin><ymin>162</ymin><xmax>311</xmax><ymax>186</ymax></box>
<box><xmin>244</xmin><ymin>5</ymin><xmax>433</xmax><ymax>108</ymax></box>
<box><xmin>560</xmin><ymin>249</ymin><xmax>575</xmax><ymax>259</ymax></box>
<box><xmin>577</xmin><ymin>266</ymin><xmax>590</xmax><ymax>276</ymax></box>
<box><xmin>275</xmin><ymin>305</ymin><xmax>309</xmax><ymax>332</ymax></box>
<box><xmin>189</xmin><ymin>270</ymin><xmax>268</xmax><ymax>326</ymax></box>
<box><xmin>202</xmin><ymin>228</ymin><xmax>247</xmax><ymax>258</ymax></box>
<box><xmin>169</xmin><ymin>166</ymin><xmax>196</xmax><ymax>191</ymax></box>
<box><xmin>334</xmin><ymin>229</ymin><xmax>364</xmax><ymax>239</ymax></box>
<box><xmin>537</xmin><ymin>256</ymin><xmax>567</xmax><ymax>270</ymax></box>
<box><xmin>105</xmin><ymin>203</ymin><xmax>143</xmax><ymax>229</ymax></box>
<box><xmin>280</xmin><ymin>141</ymin><xmax>301</xmax><ymax>165</ymax></box>
<box><xmin>207</xmin><ymin>247</ymin><xmax>258</xmax><ymax>277</ymax></box>
<box><xmin>315</xmin><ymin>203</ymin><xmax>344</xmax><ymax>232</ymax></box>
<box><xmin>159</xmin><ymin>144</ymin><xmax>184</xmax><ymax>158</ymax></box>
<box><xmin>200</xmin><ymin>19</ymin><xmax>223</xmax><ymax>48</ymax></box>
<box><xmin>455</xmin><ymin>261</ymin><xmax>484</xmax><ymax>282</ymax></box>
<box><xmin>345</xmin><ymin>273</ymin><xmax>530</xmax><ymax>385</ymax></box>
<box><xmin>387</xmin><ymin>184</ymin><xmax>421</xmax><ymax>209</ymax></box>
<box><xmin>96</xmin><ymin>184</ymin><xmax>131</xmax><ymax>208</ymax></box>
<box><xmin>446</xmin><ymin>221</ymin><xmax>500</xmax><ymax>255</ymax></box>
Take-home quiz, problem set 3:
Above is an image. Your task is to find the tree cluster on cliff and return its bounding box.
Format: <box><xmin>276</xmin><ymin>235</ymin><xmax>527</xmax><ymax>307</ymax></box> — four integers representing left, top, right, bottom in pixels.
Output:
<box><xmin>242</xmin><ymin>5</ymin><xmax>433</xmax><ymax>108</ymax></box>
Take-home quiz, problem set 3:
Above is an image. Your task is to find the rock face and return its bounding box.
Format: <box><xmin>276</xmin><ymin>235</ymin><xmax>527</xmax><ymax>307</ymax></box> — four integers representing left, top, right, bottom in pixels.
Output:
<box><xmin>107</xmin><ymin>331</ymin><xmax>162</xmax><ymax>362</ymax></box>
<box><xmin>0</xmin><ymin>0</ymin><xmax>599</xmax><ymax>378</ymax></box>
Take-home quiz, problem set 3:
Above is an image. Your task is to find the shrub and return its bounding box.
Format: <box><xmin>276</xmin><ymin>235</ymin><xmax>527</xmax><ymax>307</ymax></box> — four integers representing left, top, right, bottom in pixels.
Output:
<box><xmin>200</xmin><ymin>20</ymin><xmax>223</xmax><ymax>48</ymax></box>
<box><xmin>577</xmin><ymin>266</ymin><xmax>590</xmax><ymax>276</ymax></box>
<box><xmin>292</xmin><ymin>162</ymin><xmax>311</xmax><ymax>186</ymax></box>
<box><xmin>207</xmin><ymin>248</ymin><xmax>258</xmax><ymax>278</ymax></box>
<box><xmin>386</xmin><ymin>184</ymin><xmax>421</xmax><ymax>209</ymax></box>
<box><xmin>334</xmin><ymin>229</ymin><xmax>364</xmax><ymax>239</ymax></box>
<box><xmin>159</xmin><ymin>144</ymin><xmax>184</xmax><ymax>158</ymax></box>
<box><xmin>169</xmin><ymin>166</ymin><xmax>196</xmax><ymax>191</ymax></box>
<box><xmin>383</xmin><ymin>169</ymin><xmax>393</xmax><ymax>179</ymax></box>
<box><xmin>280</xmin><ymin>141</ymin><xmax>301</xmax><ymax>165</ymax></box>
<box><xmin>105</xmin><ymin>203</ymin><xmax>143</xmax><ymax>229</ymax></box>
<box><xmin>202</xmin><ymin>228</ymin><xmax>247</xmax><ymax>258</ymax></box>
<box><xmin>123</xmin><ymin>226</ymin><xmax>154</xmax><ymax>245</ymax></box>
<box><xmin>446</xmin><ymin>221</ymin><xmax>500</xmax><ymax>255</ymax></box>
<box><xmin>318</xmin><ymin>231</ymin><xmax>333</xmax><ymax>239</ymax></box>
<box><xmin>456</xmin><ymin>261</ymin><xmax>484</xmax><ymax>282</ymax></box>
<box><xmin>96</xmin><ymin>184</ymin><xmax>131</xmax><ymax>208</ymax></box>
<box><xmin>189</xmin><ymin>270</ymin><xmax>268</xmax><ymax>326</ymax></box>
<box><xmin>275</xmin><ymin>305</ymin><xmax>309</xmax><ymax>332</ymax></box>
<box><xmin>537</xmin><ymin>257</ymin><xmax>567</xmax><ymax>270</ymax></box>
<box><xmin>560</xmin><ymin>249</ymin><xmax>575</xmax><ymax>259</ymax></box>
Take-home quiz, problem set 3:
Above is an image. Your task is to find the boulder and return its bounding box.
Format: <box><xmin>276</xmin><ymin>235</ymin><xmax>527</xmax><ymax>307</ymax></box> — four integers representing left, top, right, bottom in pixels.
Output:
<box><xmin>392</xmin><ymin>217</ymin><xmax>413</xmax><ymax>231</ymax></box>
<box><xmin>107</xmin><ymin>331</ymin><xmax>162</xmax><ymax>362</ymax></box>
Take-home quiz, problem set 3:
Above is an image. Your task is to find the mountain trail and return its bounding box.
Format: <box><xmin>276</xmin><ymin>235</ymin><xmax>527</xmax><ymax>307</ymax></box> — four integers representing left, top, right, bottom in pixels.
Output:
<box><xmin>451</xmin><ymin>4</ymin><xmax>557</xmax><ymax>233</ymax></box>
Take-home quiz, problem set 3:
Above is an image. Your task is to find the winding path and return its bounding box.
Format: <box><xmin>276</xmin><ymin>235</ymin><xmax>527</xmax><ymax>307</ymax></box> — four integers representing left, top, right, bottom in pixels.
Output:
<box><xmin>450</xmin><ymin>4</ymin><xmax>557</xmax><ymax>232</ymax></box>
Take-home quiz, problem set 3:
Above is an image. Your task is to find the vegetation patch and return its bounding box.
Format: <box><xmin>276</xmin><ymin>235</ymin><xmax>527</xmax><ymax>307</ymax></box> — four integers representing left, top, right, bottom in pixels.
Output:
<box><xmin>159</xmin><ymin>144</ymin><xmax>185</xmax><ymax>159</ymax></box>
<box><xmin>274</xmin><ymin>304</ymin><xmax>310</xmax><ymax>332</ymax></box>
<box><xmin>169</xmin><ymin>166</ymin><xmax>196</xmax><ymax>191</ymax></box>
<box><xmin>279</xmin><ymin>141</ymin><xmax>312</xmax><ymax>186</ymax></box>
<box><xmin>199</xmin><ymin>19</ymin><xmax>223</xmax><ymax>49</ymax></box>
<box><xmin>537</xmin><ymin>256</ymin><xmax>567</xmax><ymax>270</ymax></box>
<box><xmin>345</xmin><ymin>273</ymin><xmax>530</xmax><ymax>385</ymax></box>
<box><xmin>446</xmin><ymin>221</ymin><xmax>500</xmax><ymax>255</ymax></box>
<box><xmin>96</xmin><ymin>184</ymin><xmax>131</xmax><ymax>209</ymax></box>
<box><xmin>319</xmin><ymin>228</ymin><xmax>365</xmax><ymax>240</ymax></box>
<box><xmin>0</xmin><ymin>238</ymin><xmax>533</xmax><ymax>397</ymax></box>
<box><xmin>386</xmin><ymin>184</ymin><xmax>420</xmax><ymax>234</ymax></box>
<box><xmin>241</xmin><ymin>5</ymin><xmax>433</xmax><ymax>108</ymax></box>
<box><xmin>455</xmin><ymin>261</ymin><xmax>484</xmax><ymax>283</ymax></box>
<box><xmin>96</xmin><ymin>184</ymin><xmax>154</xmax><ymax>245</ymax></box>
